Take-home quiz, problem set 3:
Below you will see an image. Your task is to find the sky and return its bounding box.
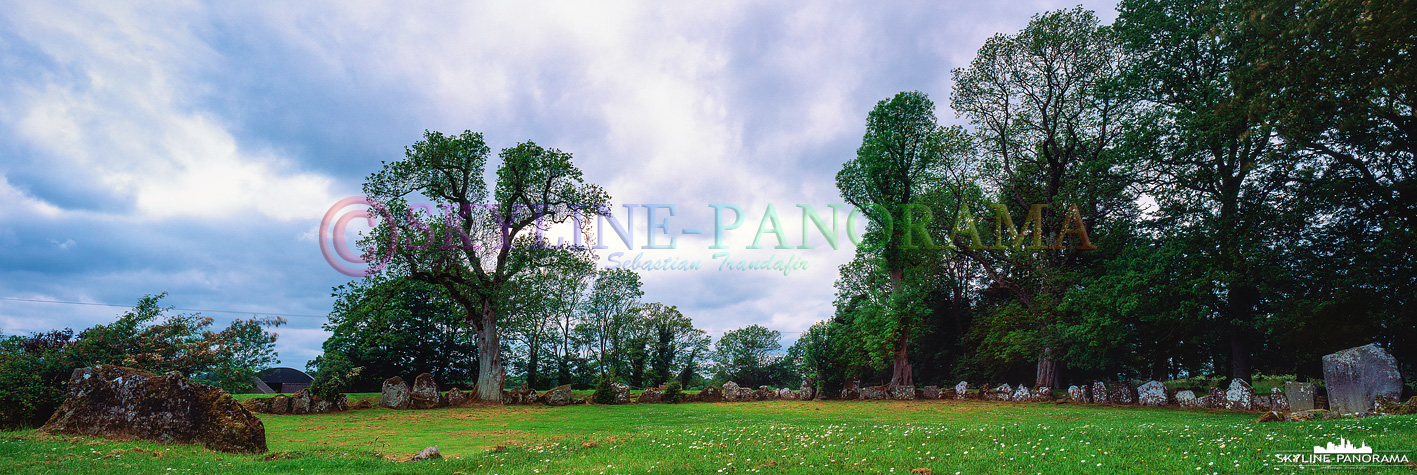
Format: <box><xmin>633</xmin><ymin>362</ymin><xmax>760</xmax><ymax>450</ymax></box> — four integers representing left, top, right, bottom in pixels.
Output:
<box><xmin>0</xmin><ymin>1</ymin><xmax>1120</xmax><ymax>370</ymax></box>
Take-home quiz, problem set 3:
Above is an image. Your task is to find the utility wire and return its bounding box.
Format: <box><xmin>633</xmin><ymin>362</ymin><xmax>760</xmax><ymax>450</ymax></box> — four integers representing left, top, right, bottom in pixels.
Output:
<box><xmin>0</xmin><ymin>297</ymin><xmax>327</xmax><ymax>319</ymax></box>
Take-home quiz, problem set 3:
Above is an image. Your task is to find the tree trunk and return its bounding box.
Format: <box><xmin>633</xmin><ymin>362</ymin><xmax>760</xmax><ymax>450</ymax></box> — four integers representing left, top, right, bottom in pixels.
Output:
<box><xmin>1230</xmin><ymin>335</ymin><xmax>1252</xmax><ymax>385</ymax></box>
<box><xmin>527</xmin><ymin>333</ymin><xmax>540</xmax><ymax>390</ymax></box>
<box><xmin>475</xmin><ymin>305</ymin><xmax>505</xmax><ymax>402</ymax></box>
<box><xmin>1035</xmin><ymin>347</ymin><xmax>1059</xmax><ymax>388</ymax></box>
<box><xmin>887</xmin><ymin>267</ymin><xmax>913</xmax><ymax>387</ymax></box>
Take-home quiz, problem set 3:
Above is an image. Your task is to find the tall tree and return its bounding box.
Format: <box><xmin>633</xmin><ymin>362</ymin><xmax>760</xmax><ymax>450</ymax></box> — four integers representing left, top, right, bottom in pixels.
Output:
<box><xmin>363</xmin><ymin>130</ymin><xmax>609</xmax><ymax>401</ymax></box>
<box><xmin>951</xmin><ymin>7</ymin><xmax>1141</xmax><ymax>387</ymax></box>
<box><xmin>713</xmin><ymin>324</ymin><xmax>782</xmax><ymax>387</ymax></box>
<box><xmin>836</xmin><ymin>90</ymin><xmax>972</xmax><ymax>387</ymax></box>
<box><xmin>580</xmin><ymin>268</ymin><xmax>643</xmax><ymax>380</ymax></box>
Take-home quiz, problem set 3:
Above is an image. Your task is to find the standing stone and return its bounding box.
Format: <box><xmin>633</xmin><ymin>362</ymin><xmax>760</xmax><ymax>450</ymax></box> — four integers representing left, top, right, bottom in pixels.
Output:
<box><xmin>543</xmin><ymin>385</ymin><xmax>572</xmax><ymax>406</ymax></box>
<box><xmin>860</xmin><ymin>386</ymin><xmax>887</xmax><ymax>400</ymax></box>
<box><xmin>1202</xmin><ymin>387</ymin><xmax>1225</xmax><ymax>408</ymax></box>
<box><xmin>889</xmin><ymin>385</ymin><xmax>916</xmax><ymax>400</ymax></box>
<box><xmin>269</xmin><ymin>395</ymin><xmax>290</xmax><ymax>414</ymax></box>
<box><xmin>611</xmin><ymin>382</ymin><xmax>630</xmax><ymax>404</ymax></box>
<box><xmin>1270</xmin><ymin>387</ymin><xmax>1289</xmax><ymax>412</ymax></box>
<box><xmin>1110</xmin><ymin>382</ymin><xmax>1136</xmax><ymax>404</ymax></box>
<box><xmin>1011</xmin><ymin>385</ymin><xmax>1030</xmax><ymax>402</ymax></box>
<box><xmin>799</xmin><ymin>378</ymin><xmax>816</xmax><ymax>400</ymax></box>
<box><xmin>1176</xmin><ymin>390</ymin><xmax>1199</xmax><ymax>408</ymax></box>
<box><xmin>444</xmin><ymin>388</ymin><xmax>470</xmax><ymax>407</ymax></box>
<box><xmin>1031</xmin><ymin>387</ymin><xmax>1054</xmax><ymax>402</ymax></box>
<box><xmin>1225</xmin><ymin>379</ymin><xmax>1256</xmax><ymax>411</ymax></box>
<box><xmin>778</xmin><ymin>388</ymin><xmax>795</xmax><ymax>400</ymax></box>
<box><xmin>1284</xmin><ymin>382</ymin><xmax>1316</xmax><ymax>412</ymax></box>
<box><xmin>380</xmin><ymin>376</ymin><xmax>412</xmax><ymax>409</ymax></box>
<box><xmin>1323</xmin><ymin>343</ymin><xmax>1404</xmax><ymax>414</ymax></box>
<box><xmin>954</xmin><ymin>381</ymin><xmax>969</xmax><ymax>400</ymax></box>
<box><xmin>992</xmin><ymin>384</ymin><xmax>1012</xmax><ymax>401</ymax></box>
<box><xmin>1068</xmin><ymin>385</ymin><xmax>1089</xmax><ymax>404</ymax></box>
<box><xmin>637</xmin><ymin>388</ymin><xmax>662</xmax><ymax>403</ymax></box>
<box><xmin>758</xmin><ymin>386</ymin><xmax>774</xmax><ymax>400</ymax></box>
<box><xmin>736</xmin><ymin>387</ymin><xmax>757</xmax><ymax>401</ymax></box>
<box><xmin>39</xmin><ymin>366</ymin><xmax>266</xmax><ymax>453</ymax></box>
<box><xmin>840</xmin><ymin>378</ymin><xmax>861</xmax><ymax>400</ymax></box>
<box><xmin>289</xmin><ymin>388</ymin><xmax>312</xmax><ymax>414</ymax></box>
<box><xmin>922</xmin><ymin>386</ymin><xmax>940</xmax><ymax>400</ymax></box>
<box><xmin>1138</xmin><ymin>381</ymin><xmax>1168</xmax><ymax>406</ymax></box>
<box><xmin>410</xmin><ymin>373</ymin><xmax>441</xmax><ymax>409</ymax></box>
<box><xmin>698</xmin><ymin>386</ymin><xmax>723</xmax><ymax>402</ymax></box>
<box><xmin>1091</xmin><ymin>381</ymin><xmax>1110</xmax><ymax>404</ymax></box>
<box><xmin>723</xmin><ymin>381</ymin><xmax>741</xmax><ymax>402</ymax></box>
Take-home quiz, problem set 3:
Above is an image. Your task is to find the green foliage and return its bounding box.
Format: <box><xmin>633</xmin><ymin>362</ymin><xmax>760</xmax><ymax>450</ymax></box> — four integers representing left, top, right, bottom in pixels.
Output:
<box><xmin>308</xmin><ymin>351</ymin><xmax>362</xmax><ymax>401</ymax></box>
<box><xmin>591</xmin><ymin>375</ymin><xmax>617</xmax><ymax>405</ymax></box>
<box><xmin>315</xmin><ymin>276</ymin><xmax>477</xmax><ymax>392</ymax></box>
<box><xmin>661</xmin><ymin>380</ymin><xmax>683</xmax><ymax>403</ymax></box>
<box><xmin>712</xmin><ymin>325</ymin><xmax>782</xmax><ymax>387</ymax></box>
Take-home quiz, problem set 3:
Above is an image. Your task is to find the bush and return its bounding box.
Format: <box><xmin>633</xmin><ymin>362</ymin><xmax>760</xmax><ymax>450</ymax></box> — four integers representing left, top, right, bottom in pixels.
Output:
<box><xmin>592</xmin><ymin>375</ymin><xmax>617</xmax><ymax>405</ymax></box>
<box><xmin>308</xmin><ymin>352</ymin><xmax>363</xmax><ymax>401</ymax></box>
<box><xmin>662</xmin><ymin>380</ymin><xmax>683</xmax><ymax>403</ymax></box>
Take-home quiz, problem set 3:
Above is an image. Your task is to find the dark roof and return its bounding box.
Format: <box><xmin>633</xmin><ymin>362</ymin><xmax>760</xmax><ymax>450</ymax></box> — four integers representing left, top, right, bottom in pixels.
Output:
<box><xmin>259</xmin><ymin>367</ymin><xmax>313</xmax><ymax>384</ymax></box>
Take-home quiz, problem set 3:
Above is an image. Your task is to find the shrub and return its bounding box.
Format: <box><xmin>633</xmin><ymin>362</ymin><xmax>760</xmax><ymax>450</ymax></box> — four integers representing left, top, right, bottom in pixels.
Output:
<box><xmin>662</xmin><ymin>380</ymin><xmax>683</xmax><ymax>403</ymax></box>
<box><xmin>308</xmin><ymin>351</ymin><xmax>363</xmax><ymax>401</ymax></box>
<box><xmin>592</xmin><ymin>375</ymin><xmax>617</xmax><ymax>405</ymax></box>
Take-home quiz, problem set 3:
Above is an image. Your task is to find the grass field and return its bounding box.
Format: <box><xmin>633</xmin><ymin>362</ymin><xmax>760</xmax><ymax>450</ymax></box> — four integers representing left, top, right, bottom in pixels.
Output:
<box><xmin>3</xmin><ymin>398</ymin><xmax>1415</xmax><ymax>474</ymax></box>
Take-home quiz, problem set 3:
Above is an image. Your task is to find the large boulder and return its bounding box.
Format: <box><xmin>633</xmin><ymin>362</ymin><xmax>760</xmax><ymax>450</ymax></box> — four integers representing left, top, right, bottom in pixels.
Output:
<box><xmin>799</xmin><ymin>378</ymin><xmax>816</xmax><ymax>400</ymax></box>
<box><xmin>777</xmin><ymin>388</ymin><xmax>795</xmax><ymax>400</ymax></box>
<box><xmin>757</xmin><ymin>386</ymin><xmax>774</xmax><ymax>400</ymax></box>
<box><xmin>1010</xmin><ymin>385</ymin><xmax>1030</xmax><ymax>402</ymax></box>
<box><xmin>1175</xmin><ymin>390</ymin><xmax>1199</xmax><ymax>408</ymax></box>
<box><xmin>611</xmin><ymin>382</ymin><xmax>631</xmax><ymax>404</ymax></box>
<box><xmin>888</xmin><ymin>385</ymin><xmax>916</xmax><ymax>400</ymax></box>
<box><xmin>723</xmin><ymin>382</ymin><xmax>742</xmax><ymax>402</ymax></box>
<box><xmin>1201</xmin><ymin>387</ymin><xmax>1225</xmax><ymax>408</ymax></box>
<box><xmin>506</xmin><ymin>387</ymin><xmax>538</xmax><ymax>405</ymax></box>
<box><xmin>1224</xmin><ymin>379</ymin><xmax>1256</xmax><ymax>411</ymax></box>
<box><xmin>1323</xmin><ymin>343</ymin><xmax>1403</xmax><ymax>414</ymax></box>
<box><xmin>543</xmin><ymin>385</ymin><xmax>573</xmax><ymax>406</ymax></box>
<box><xmin>1110</xmin><ymin>382</ymin><xmax>1136</xmax><ymax>404</ymax></box>
<box><xmin>1068</xmin><ymin>385</ymin><xmax>1090</xmax><ymax>404</ymax></box>
<box><xmin>698</xmin><ymin>386</ymin><xmax>723</xmax><ymax>402</ymax></box>
<box><xmin>922</xmin><ymin>386</ymin><xmax>940</xmax><ymax>400</ymax></box>
<box><xmin>638</xmin><ymin>388</ymin><xmax>663</xmax><ymax>403</ymax></box>
<box><xmin>269</xmin><ymin>395</ymin><xmax>290</xmax><ymax>414</ymax></box>
<box><xmin>380</xmin><ymin>376</ymin><xmax>412</xmax><ymax>409</ymax></box>
<box><xmin>1091</xmin><ymin>381</ymin><xmax>1110</xmax><ymax>404</ymax></box>
<box><xmin>1284</xmin><ymin>382</ymin><xmax>1316</xmax><ymax>412</ymax></box>
<box><xmin>1137</xmin><ymin>381</ymin><xmax>1168</xmax><ymax>407</ymax></box>
<box><xmin>841</xmin><ymin>378</ymin><xmax>861</xmax><ymax>400</ymax></box>
<box><xmin>860</xmin><ymin>386</ymin><xmax>887</xmax><ymax>400</ymax></box>
<box><xmin>954</xmin><ymin>381</ymin><xmax>969</xmax><ymax>400</ymax></box>
<box><xmin>1270</xmin><ymin>387</ymin><xmax>1289</xmax><ymax>412</ymax></box>
<box><xmin>992</xmin><ymin>384</ymin><xmax>1012</xmax><ymax>402</ymax></box>
<box><xmin>40</xmin><ymin>365</ymin><xmax>266</xmax><ymax>453</ymax></box>
<box><xmin>410</xmin><ymin>373</ymin><xmax>441</xmax><ymax>409</ymax></box>
<box><xmin>1031</xmin><ymin>387</ymin><xmax>1054</xmax><ymax>402</ymax></box>
<box><xmin>444</xmin><ymin>388</ymin><xmax>470</xmax><ymax>407</ymax></box>
<box><xmin>289</xmin><ymin>388</ymin><xmax>312</xmax><ymax>414</ymax></box>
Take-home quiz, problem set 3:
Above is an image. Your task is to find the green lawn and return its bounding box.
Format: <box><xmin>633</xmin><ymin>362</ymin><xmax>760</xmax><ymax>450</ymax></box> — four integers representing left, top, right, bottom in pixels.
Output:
<box><xmin>3</xmin><ymin>399</ymin><xmax>1414</xmax><ymax>474</ymax></box>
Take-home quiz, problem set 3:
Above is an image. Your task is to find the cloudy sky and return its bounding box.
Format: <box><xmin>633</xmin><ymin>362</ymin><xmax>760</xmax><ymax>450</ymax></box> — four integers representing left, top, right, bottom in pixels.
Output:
<box><xmin>0</xmin><ymin>1</ymin><xmax>1119</xmax><ymax>370</ymax></box>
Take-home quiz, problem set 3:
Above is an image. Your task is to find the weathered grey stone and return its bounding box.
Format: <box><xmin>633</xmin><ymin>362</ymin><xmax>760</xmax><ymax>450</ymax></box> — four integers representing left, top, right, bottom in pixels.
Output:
<box><xmin>505</xmin><ymin>387</ymin><xmax>537</xmax><ymax>405</ymax></box>
<box><xmin>841</xmin><ymin>378</ymin><xmax>861</xmax><ymax>400</ymax></box>
<box><xmin>1323</xmin><ymin>343</ymin><xmax>1403</xmax><ymax>414</ymax></box>
<box><xmin>922</xmin><ymin>386</ymin><xmax>940</xmax><ymax>399</ymax></box>
<box><xmin>39</xmin><ymin>365</ymin><xmax>266</xmax><ymax>453</ymax></box>
<box><xmin>1201</xmin><ymin>387</ymin><xmax>1225</xmax><ymax>408</ymax></box>
<box><xmin>290</xmin><ymin>388</ymin><xmax>312</xmax><ymax>414</ymax></box>
<box><xmin>444</xmin><ymin>388</ymin><xmax>470</xmax><ymax>407</ymax></box>
<box><xmin>543</xmin><ymin>385</ymin><xmax>572</xmax><ymax>406</ymax></box>
<box><xmin>799</xmin><ymin>378</ymin><xmax>816</xmax><ymax>400</ymax></box>
<box><xmin>410</xmin><ymin>373</ymin><xmax>441</xmax><ymax>409</ymax></box>
<box><xmin>861</xmin><ymin>385</ymin><xmax>887</xmax><ymax>400</ymax></box>
<box><xmin>269</xmin><ymin>395</ymin><xmax>290</xmax><ymax>414</ymax></box>
<box><xmin>1011</xmin><ymin>385</ymin><xmax>1030</xmax><ymax>402</ymax></box>
<box><xmin>889</xmin><ymin>385</ymin><xmax>916</xmax><ymax>400</ymax></box>
<box><xmin>637</xmin><ymin>387</ymin><xmax>662</xmax><ymax>403</ymax></box>
<box><xmin>1138</xmin><ymin>381</ymin><xmax>1167</xmax><ymax>406</ymax></box>
<box><xmin>1175</xmin><ymin>390</ymin><xmax>1199</xmax><ymax>408</ymax></box>
<box><xmin>611</xmin><ymin>382</ymin><xmax>630</xmax><ymax>404</ymax></box>
<box><xmin>1068</xmin><ymin>385</ymin><xmax>1089</xmax><ymax>404</ymax></box>
<box><xmin>1091</xmin><ymin>381</ymin><xmax>1109</xmax><ymax>404</ymax></box>
<box><xmin>1031</xmin><ymin>387</ymin><xmax>1054</xmax><ymax>402</ymax></box>
<box><xmin>1110</xmin><ymin>382</ymin><xmax>1136</xmax><ymax>404</ymax></box>
<box><xmin>698</xmin><ymin>386</ymin><xmax>723</xmax><ymax>402</ymax></box>
<box><xmin>736</xmin><ymin>388</ymin><xmax>757</xmax><ymax>401</ymax></box>
<box><xmin>1255</xmin><ymin>394</ymin><xmax>1272</xmax><ymax>411</ymax></box>
<box><xmin>1284</xmin><ymin>382</ymin><xmax>1315</xmax><ymax>412</ymax></box>
<box><xmin>1270</xmin><ymin>387</ymin><xmax>1289</xmax><ymax>412</ymax></box>
<box><xmin>777</xmin><ymin>388</ymin><xmax>795</xmax><ymax>400</ymax></box>
<box><xmin>1225</xmin><ymin>379</ymin><xmax>1256</xmax><ymax>411</ymax></box>
<box><xmin>954</xmin><ymin>381</ymin><xmax>968</xmax><ymax>400</ymax></box>
<box><xmin>412</xmin><ymin>446</ymin><xmax>441</xmax><ymax>461</ymax></box>
<box><xmin>1286</xmin><ymin>409</ymin><xmax>1326</xmax><ymax>421</ymax></box>
<box><xmin>758</xmin><ymin>385</ymin><xmax>774</xmax><ymax>400</ymax></box>
<box><xmin>723</xmin><ymin>381</ymin><xmax>741</xmax><ymax>402</ymax></box>
<box><xmin>380</xmin><ymin>376</ymin><xmax>411</xmax><ymax>409</ymax></box>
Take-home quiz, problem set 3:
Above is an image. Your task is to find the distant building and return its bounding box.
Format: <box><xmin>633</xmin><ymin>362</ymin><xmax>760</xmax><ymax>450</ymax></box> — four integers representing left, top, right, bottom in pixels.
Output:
<box><xmin>253</xmin><ymin>367</ymin><xmax>314</xmax><ymax>394</ymax></box>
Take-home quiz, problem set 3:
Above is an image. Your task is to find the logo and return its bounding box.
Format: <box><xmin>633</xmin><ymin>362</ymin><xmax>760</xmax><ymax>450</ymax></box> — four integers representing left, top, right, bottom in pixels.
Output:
<box><xmin>1273</xmin><ymin>437</ymin><xmax>1410</xmax><ymax>469</ymax></box>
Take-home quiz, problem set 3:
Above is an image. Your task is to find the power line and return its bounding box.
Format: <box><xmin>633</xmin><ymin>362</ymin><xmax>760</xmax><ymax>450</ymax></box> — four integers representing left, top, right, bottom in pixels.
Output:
<box><xmin>0</xmin><ymin>297</ymin><xmax>327</xmax><ymax>319</ymax></box>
